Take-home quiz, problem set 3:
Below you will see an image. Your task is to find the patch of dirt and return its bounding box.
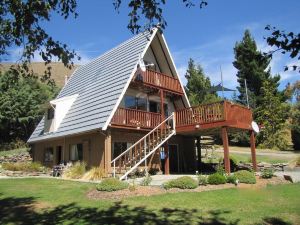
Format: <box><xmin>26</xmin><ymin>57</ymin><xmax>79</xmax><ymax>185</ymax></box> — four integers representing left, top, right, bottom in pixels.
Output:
<box><xmin>87</xmin><ymin>176</ymin><xmax>290</xmax><ymax>201</ymax></box>
<box><xmin>23</xmin><ymin>201</ymin><xmax>53</xmax><ymax>211</ymax></box>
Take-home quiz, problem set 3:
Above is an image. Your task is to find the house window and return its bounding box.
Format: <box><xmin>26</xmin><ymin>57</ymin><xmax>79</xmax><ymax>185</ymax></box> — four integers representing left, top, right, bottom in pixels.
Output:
<box><xmin>137</xmin><ymin>98</ymin><xmax>147</xmax><ymax>111</ymax></box>
<box><xmin>149</xmin><ymin>101</ymin><xmax>158</xmax><ymax>113</ymax></box>
<box><xmin>70</xmin><ymin>143</ymin><xmax>83</xmax><ymax>161</ymax></box>
<box><xmin>47</xmin><ymin>107</ymin><xmax>55</xmax><ymax>120</ymax></box>
<box><xmin>124</xmin><ymin>96</ymin><xmax>147</xmax><ymax>111</ymax></box>
<box><xmin>113</xmin><ymin>142</ymin><xmax>131</xmax><ymax>159</ymax></box>
<box><xmin>44</xmin><ymin>147</ymin><xmax>54</xmax><ymax>162</ymax></box>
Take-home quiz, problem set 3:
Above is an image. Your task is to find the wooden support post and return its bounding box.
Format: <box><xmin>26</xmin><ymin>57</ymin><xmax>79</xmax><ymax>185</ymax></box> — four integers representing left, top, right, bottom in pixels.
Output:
<box><xmin>104</xmin><ymin>130</ymin><xmax>112</xmax><ymax>174</ymax></box>
<box><xmin>221</xmin><ymin>127</ymin><xmax>230</xmax><ymax>173</ymax></box>
<box><xmin>196</xmin><ymin>136</ymin><xmax>201</xmax><ymax>171</ymax></box>
<box><xmin>250</xmin><ymin>130</ymin><xmax>258</xmax><ymax>172</ymax></box>
<box><xmin>164</xmin><ymin>143</ymin><xmax>170</xmax><ymax>175</ymax></box>
<box><xmin>160</xmin><ymin>89</ymin><xmax>164</xmax><ymax>124</ymax></box>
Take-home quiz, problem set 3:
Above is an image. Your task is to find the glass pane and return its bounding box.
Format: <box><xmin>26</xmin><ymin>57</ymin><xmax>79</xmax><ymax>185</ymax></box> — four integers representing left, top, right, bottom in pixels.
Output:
<box><xmin>44</xmin><ymin>147</ymin><xmax>53</xmax><ymax>162</ymax></box>
<box><xmin>124</xmin><ymin>96</ymin><xmax>136</xmax><ymax>109</ymax></box>
<box><xmin>113</xmin><ymin>142</ymin><xmax>127</xmax><ymax>158</ymax></box>
<box><xmin>149</xmin><ymin>101</ymin><xmax>158</xmax><ymax>113</ymax></box>
<box><xmin>77</xmin><ymin>144</ymin><xmax>83</xmax><ymax>161</ymax></box>
<box><xmin>137</xmin><ymin>98</ymin><xmax>147</xmax><ymax>111</ymax></box>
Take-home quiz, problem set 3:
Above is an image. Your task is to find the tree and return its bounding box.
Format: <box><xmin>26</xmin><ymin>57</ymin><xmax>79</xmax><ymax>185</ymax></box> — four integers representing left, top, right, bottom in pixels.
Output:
<box><xmin>265</xmin><ymin>26</ymin><xmax>300</xmax><ymax>73</ymax></box>
<box><xmin>0</xmin><ymin>71</ymin><xmax>58</xmax><ymax>145</ymax></box>
<box><xmin>0</xmin><ymin>0</ymin><xmax>81</xmax><ymax>82</ymax></box>
<box><xmin>185</xmin><ymin>58</ymin><xmax>219</xmax><ymax>106</ymax></box>
<box><xmin>233</xmin><ymin>30</ymin><xmax>282</xmax><ymax>109</ymax></box>
<box><xmin>255</xmin><ymin>80</ymin><xmax>290</xmax><ymax>150</ymax></box>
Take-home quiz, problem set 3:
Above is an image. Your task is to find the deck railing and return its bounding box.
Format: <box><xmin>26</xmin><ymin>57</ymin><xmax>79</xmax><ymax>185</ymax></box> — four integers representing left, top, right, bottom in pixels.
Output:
<box><xmin>176</xmin><ymin>101</ymin><xmax>226</xmax><ymax>126</ymax></box>
<box><xmin>134</xmin><ymin>69</ymin><xmax>183</xmax><ymax>94</ymax></box>
<box><xmin>175</xmin><ymin>101</ymin><xmax>252</xmax><ymax>128</ymax></box>
<box><xmin>111</xmin><ymin>108</ymin><xmax>161</xmax><ymax>129</ymax></box>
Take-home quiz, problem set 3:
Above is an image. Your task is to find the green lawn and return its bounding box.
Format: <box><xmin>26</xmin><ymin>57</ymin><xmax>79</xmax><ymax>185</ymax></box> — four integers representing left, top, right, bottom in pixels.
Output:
<box><xmin>0</xmin><ymin>178</ymin><xmax>299</xmax><ymax>224</ymax></box>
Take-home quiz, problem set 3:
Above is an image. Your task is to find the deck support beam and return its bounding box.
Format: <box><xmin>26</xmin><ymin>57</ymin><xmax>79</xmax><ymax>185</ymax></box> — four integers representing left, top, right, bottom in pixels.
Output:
<box><xmin>196</xmin><ymin>137</ymin><xmax>202</xmax><ymax>171</ymax></box>
<box><xmin>250</xmin><ymin>130</ymin><xmax>258</xmax><ymax>172</ymax></box>
<box><xmin>164</xmin><ymin>143</ymin><xmax>170</xmax><ymax>175</ymax></box>
<box><xmin>221</xmin><ymin>127</ymin><xmax>230</xmax><ymax>173</ymax></box>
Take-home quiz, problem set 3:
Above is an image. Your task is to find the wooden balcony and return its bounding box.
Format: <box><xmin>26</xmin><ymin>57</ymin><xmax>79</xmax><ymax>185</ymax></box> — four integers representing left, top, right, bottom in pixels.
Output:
<box><xmin>175</xmin><ymin>101</ymin><xmax>253</xmax><ymax>133</ymax></box>
<box><xmin>110</xmin><ymin>101</ymin><xmax>253</xmax><ymax>133</ymax></box>
<box><xmin>110</xmin><ymin>108</ymin><xmax>161</xmax><ymax>129</ymax></box>
<box><xmin>133</xmin><ymin>69</ymin><xmax>184</xmax><ymax>95</ymax></box>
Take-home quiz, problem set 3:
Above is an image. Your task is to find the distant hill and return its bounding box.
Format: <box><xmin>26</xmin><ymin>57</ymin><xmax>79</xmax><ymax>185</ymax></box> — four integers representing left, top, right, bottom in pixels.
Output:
<box><xmin>0</xmin><ymin>62</ymin><xmax>79</xmax><ymax>87</ymax></box>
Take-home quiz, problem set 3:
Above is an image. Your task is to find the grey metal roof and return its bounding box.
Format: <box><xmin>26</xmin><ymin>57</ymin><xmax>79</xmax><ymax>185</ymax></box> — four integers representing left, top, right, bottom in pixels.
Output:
<box><xmin>28</xmin><ymin>30</ymin><xmax>153</xmax><ymax>143</ymax></box>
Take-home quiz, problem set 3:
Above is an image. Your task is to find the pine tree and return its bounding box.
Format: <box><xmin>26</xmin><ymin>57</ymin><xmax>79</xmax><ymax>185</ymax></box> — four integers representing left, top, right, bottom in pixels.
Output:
<box><xmin>255</xmin><ymin>80</ymin><xmax>290</xmax><ymax>150</ymax></box>
<box><xmin>185</xmin><ymin>58</ymin><xmax>219</xmax><ymax>106</ymax></box>
<box><xmin>233</xmin><ymin>30</ymin><xmax>281</xmax><ymax>109</ymax></box>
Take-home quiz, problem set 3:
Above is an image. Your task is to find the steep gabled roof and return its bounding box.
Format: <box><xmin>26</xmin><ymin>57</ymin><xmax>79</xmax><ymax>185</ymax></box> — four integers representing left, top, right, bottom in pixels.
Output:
<box><xmin>28</xmin><ymin>30</ymin><xmax>155</xmax><ymax>143</ymax></box>
<box><xmin>28</xmin><ymin>29</ymin><xmax>190</xmax><ymax>143</ymax></box>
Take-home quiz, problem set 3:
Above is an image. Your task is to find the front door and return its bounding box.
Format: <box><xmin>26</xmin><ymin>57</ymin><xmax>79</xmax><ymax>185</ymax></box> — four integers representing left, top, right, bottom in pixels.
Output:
<box><xmin>169</xmin><ymin>144</ymin><xmax>179</xmax><ymax>173</ymax></box>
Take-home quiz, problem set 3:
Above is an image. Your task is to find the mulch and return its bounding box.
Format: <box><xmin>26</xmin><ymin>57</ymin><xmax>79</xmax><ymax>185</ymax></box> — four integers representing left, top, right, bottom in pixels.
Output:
<box><xmin>87</xmin><ymin>176</ymin><xmax>290</xmax><ymax>201</ymax></box>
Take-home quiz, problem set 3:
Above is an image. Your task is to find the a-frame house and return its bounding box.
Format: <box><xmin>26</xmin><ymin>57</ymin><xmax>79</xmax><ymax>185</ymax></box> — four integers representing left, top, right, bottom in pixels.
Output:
<box><xmin>28</xmin><ymin>29</ymin><xmax>257</xmax><ymax>179</ymax></box>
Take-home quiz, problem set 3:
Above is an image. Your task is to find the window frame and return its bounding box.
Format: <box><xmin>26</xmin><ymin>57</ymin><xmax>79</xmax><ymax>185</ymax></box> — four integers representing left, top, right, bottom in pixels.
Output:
<box><xmin>44</xmin><ymin>147</ymin><xmax>54</xmax><ymax>162</ymax></box>
<box><xmin>47</xmin><ymin>107</ymin><xmax>55</xmax><ymax>120</ymax></box>
<box><xmin>69</xmin><ymin>143</ymin><xmax>83</xmax><ymax>161</ymax></box>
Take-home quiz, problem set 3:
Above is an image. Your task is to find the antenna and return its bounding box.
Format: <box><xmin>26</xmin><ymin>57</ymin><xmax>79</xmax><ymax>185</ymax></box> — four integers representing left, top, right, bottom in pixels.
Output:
<box><xmin>244</xmin><ymin>79</ymin><xmax>249</xmax><ymax>108</ymax></box>
<box><xmin>220</xmin><ymin>66</ymin><xmax>224</xmax><ymax>99</ymax></box>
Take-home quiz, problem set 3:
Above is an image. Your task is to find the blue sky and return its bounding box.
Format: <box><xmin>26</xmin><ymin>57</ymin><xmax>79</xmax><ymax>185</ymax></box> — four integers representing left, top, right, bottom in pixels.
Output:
<box><xmin>6</xmin><ymin>0</ymin><xmax>300</xmax><ymax>90</ymax></box>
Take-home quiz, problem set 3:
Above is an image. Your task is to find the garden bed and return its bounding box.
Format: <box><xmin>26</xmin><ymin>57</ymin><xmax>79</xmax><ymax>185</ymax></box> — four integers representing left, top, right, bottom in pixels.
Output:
<box><xmin>87</xmin><ymin>176</ymin><xmax>289</xmax><ymax>200</ymax></box>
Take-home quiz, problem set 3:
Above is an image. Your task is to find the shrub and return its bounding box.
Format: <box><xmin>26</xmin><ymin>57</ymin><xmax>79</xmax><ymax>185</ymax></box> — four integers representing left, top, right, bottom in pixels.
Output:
<box><xmin>234</xmin><ymin>170</ymin><xmax>256</xmax><ymax>184</ymax></box>
<box><xmin>296</xmin><ymin>156</ymin><xmax>300</xmax><ymax>166</ymax></box>
<box><xmin>207</xmin><ymin>173</ymin><xmax>226</xmax><ymax>185</ymax></box>
<box><xmin>226</xmin><ymin>174</ymin><xmax>237</xmax><ymax>184</ymax></box>
<box><xmin>197</xmin><ymin>175</ymin><xmax>208</xmax><ymax>186</ymax></box>
<box><xmin>140</xmin><ymin>175</ymin><xmax>152</xmax><ymax>186</ymax></box>
<box><xmin>82</xmin><ymin>167</ymin><xmax>106</xmax><ymax>181</ymax></box>
<box><xmin>1</xmin><ymin>162</ymin><xmax>44</xmax><ymax>172</ymax></box>
<box><xmin>163</xmin><ymin>176</ymin><xmax>198</xmax><ymax>190</ymax></box>
<box><xmin>63</xmin><ymin>162</ymin><xmax>86</xmax><ymax>179</ymax></box>
<box><xmin>216</xmin><ymin>164</ymin><xmax>225</xmax><ymax>175</ymax></box>
<box><xmin>261</xmin><ymin>168</ymin><xmax>274</xmax><ymax>179</ymax></box>
<box><xmin>96</xmin><ymin>178</ymin><xmax>128</xmax><ymax>192</ymax></box>
<box><xmin>129</xmin><ymin>180</ymin><xmax>137</xmax><ymax>192</ymax></box>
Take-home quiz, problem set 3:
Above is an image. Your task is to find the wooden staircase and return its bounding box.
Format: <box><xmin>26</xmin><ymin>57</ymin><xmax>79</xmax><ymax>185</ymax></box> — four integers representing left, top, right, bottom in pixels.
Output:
<box><xmin>111</xmin><ymin>113</ymin><xmax>176</xmax><ymax>180</ymax></box>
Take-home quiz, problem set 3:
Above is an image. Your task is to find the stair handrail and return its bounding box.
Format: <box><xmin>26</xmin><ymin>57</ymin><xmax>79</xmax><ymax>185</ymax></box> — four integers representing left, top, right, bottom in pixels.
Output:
<box><xmin>111</xmin><ymin>112</ymin><xmax>175</xmax><ymax>164</ymax></box>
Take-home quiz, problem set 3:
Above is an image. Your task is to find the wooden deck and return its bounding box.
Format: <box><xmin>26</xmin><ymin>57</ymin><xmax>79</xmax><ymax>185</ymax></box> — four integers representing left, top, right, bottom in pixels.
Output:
<box><xmin>133</xmin><ymin>69</ymin><xmax>184</xmax><ymax>95</ymax></box>
<box><xmin>111</xmin><ymin>101</ymin><xmax>253</xmax><ymax>133</ymax></box>
<box><xmin>175</xmin><ymin>101</ymin><xmax>253</xmax><ymax>133</ymax></box>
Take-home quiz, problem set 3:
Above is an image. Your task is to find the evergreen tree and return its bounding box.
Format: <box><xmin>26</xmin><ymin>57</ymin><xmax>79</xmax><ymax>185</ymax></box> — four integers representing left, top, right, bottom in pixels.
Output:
<box><xmin>185</xmin><ymin>58</ymin><xmax>219</xmax><ymax>106</ymax></box>
<box><xmin>255</xmin><ymin>80</ymin><xmax>290</xmax><ymax>150</ymax></box>
<box><xmin>0</xmin><ymin>72</ymin><xmax>58</xmax><ymax>145</ymax></box>
<box><xmin>233</xmin><ymin>30</ymin><xmax>281</xmax><ymax>109</ymax></box>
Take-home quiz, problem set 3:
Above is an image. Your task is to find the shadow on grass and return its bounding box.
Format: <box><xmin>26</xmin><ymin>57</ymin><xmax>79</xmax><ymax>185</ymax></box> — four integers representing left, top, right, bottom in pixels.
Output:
<box><xmin>0</xmin><ymin>195</ymin><xmax>291</xmax><ymax>225</ymax></box>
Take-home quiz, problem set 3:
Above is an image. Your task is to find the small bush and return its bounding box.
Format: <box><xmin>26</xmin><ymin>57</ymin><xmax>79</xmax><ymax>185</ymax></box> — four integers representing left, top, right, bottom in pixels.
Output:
<box><xmin>82</xmin><ymin>167</ymin><xmax>106</xmax><ymax>181</ymax></box>
<box><xmin>216</xmin><ymin>164</ymin><xmax>225</xmax><ymax>175</ymax></box>
<box><xmin>63</xmin><ymin>162</ymin><xmax>86</xmax><ymax>179</ymax></box>
<box><xmin>226</xmin><ymin>174</ymin><xmax>237</xmax><ymax>184</ymax></box>
<box><xmin>140</xmin><ymin>175</ymin><xmax>152</xmax><ymax>186</ymax></box>
<box><xmin>234</xmin><ymin>170</ymin><xmax>256</xmax><ymax>184</ymax></box>
<box><xmin>96</xmin><ymin>178</ymin><xmax>128</xmax><ymax>192</ymax></box>
<box><xmin>1</xmin><ymin>162</ymin><xmax>44</xmax><ymax>172</ymax></box>
<box><xmin>261</xmin><ymin>168</ymin><xmax>274</xmax><ymax>179</ymax></box>
<box><xmin>129</xmin><ymin>180</ymin><xmax>137</xmax><ymax>192</ymax></box>
<box><xmin>163</xmin><ymin>176</ymin><xmax>198</xmax><ymax>190</ymax></box>
<box><xmin>207</xmin><ymin>173</ymin><xmax>226</xmax><ymax>185</ymax></box>
<box><xmin>197</xmin><ymin>175</ymin><xmax>208</xmax><ymax>186</ymax></box>
<box><xmin>296</xmin><ymin>156</ymin><xmax>300</xmax><ymax>166</ymax></box>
